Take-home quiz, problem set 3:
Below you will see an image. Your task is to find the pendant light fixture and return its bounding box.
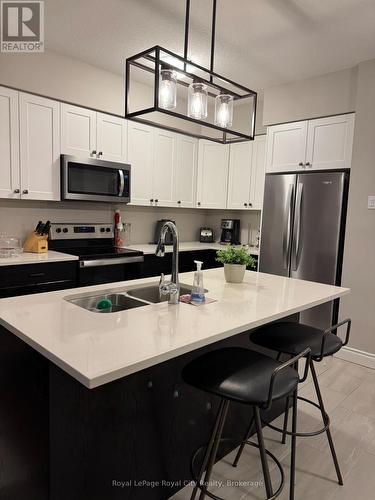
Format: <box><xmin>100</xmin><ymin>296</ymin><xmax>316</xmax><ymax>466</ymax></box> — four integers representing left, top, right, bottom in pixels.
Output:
<box><xmin>125</xmin><ymin>0</ymin><xmax>257</xmax><ymax>143</ymax></box>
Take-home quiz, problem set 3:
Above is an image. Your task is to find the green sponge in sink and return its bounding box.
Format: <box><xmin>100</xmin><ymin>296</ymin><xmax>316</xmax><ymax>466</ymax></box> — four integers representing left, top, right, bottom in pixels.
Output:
<box><xmin>96</xmin><ymin>298</ymin><xmax>113</xmax><ymax>310</ymax></box>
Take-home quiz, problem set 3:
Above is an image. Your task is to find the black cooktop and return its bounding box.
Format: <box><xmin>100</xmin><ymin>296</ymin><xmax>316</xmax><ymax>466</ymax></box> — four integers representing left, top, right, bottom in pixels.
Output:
<box><xmin>64</xmin><ymin>246</ymin><xmax>143</xmax><ymax>260</ymax></box>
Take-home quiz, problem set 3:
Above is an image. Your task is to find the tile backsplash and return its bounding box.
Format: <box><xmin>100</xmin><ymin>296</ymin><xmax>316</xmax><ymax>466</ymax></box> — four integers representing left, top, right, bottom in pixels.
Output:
<box><xmin>0</xmin><ymin>199</ymin><xmax>261</xmax><ymax>246</ymax></box>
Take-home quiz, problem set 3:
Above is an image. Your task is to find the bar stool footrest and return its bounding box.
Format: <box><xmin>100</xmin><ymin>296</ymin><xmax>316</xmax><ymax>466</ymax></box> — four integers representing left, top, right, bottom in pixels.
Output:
<box><xmin>262</xmin><ymin>396</ymin><xmax>330</xmax><ymax>438</ymax></box>
<box><xmin>191</xmin><ymin>437</ymin><xmax>284</xmax><ymax>500</ymax></box>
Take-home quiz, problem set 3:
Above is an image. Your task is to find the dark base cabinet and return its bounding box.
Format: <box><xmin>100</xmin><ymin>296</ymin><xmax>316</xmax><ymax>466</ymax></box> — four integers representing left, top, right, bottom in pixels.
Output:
<box><xmin>0</xmin><ymin>261</ymin><xmax>77</xmax><ymax>298</ymax></box>
<box><xmin>141</xmin><ymin>249</ymin><xmax>221</xmax><ymax>279</ymax></box>
<box><xmin>0</xmin><ymin>315</ymin><xmax>298</xmax><ymax>500</ymax></box>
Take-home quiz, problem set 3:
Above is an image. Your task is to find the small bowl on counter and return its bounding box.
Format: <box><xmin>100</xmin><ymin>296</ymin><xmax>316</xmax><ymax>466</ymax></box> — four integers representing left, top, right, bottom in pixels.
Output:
<box><xmin>0</xmin><ymin>234</ymin><xmax>23</xmax><ymax>258</ymax></box>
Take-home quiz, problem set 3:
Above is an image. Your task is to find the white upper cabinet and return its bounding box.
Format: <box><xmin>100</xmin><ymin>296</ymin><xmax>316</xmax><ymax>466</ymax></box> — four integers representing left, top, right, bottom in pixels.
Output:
<box><xmin>196</xmin><ymin>141</ymin><xmax>230</xmax><ymax>209</ymax></box>
<box><xmin>227</xmin><ymin>135</ymin><xmax>266</xmax><ymax>211</ymax></box>
<box><xmin>227</xmin><ymin>141</ymin><xmax>253</xmax><ymax>210</ymax></box>
<box><xmin>266</xmin><ymin>121</ymin><xmax>308</xmax><ymax>172</ymax></box>
<box><xmin>0</xmin><ymin>87</ymin><xmax>20</xmax><ymax>199</ymax></box>
<box><xmin>266</xmin><ymin>113</ymin><xmax>355</xmax><ymax>173</ymax></box>
<box><xmin>61</xmin><ymin>104</ymin><xmax>96</xmax><ymax>157</ymax></box>
<box><xmin>250</xmin><ymin>135</ymin><xmax>266</xmax><ymax>209</ymax></box>
<box><xmin>174</xmin><ymin>135</ymin><xmax>198</xmax><ymax>208</ymax></box>
<box><xmin>19</xmin><ymin>93</ymin><xmax>60</xmax><ymax>201</ymax></box>
<box><xmin>153</xmin><ymin>129</ymin><xmax>177</xmax><ymax>207</ymax></box>
<box><xmin>305</xmin><ymin>114</ymin><xmax>355</xmax><ymax>170</ymax></box>
<box><xmin>127</xmin><ymin>121</ymin><xmax>154</xmax><ymax>206</ymax></box>
<box><xmin>96</xmin><ymin>113</ymin><xmax>127</xmax><ymax>163</ymax></box>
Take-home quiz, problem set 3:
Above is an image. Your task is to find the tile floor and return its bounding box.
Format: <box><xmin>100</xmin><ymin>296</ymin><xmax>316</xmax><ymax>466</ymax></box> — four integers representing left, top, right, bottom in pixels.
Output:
<box><xmin>171</xmin><ymin>356</ymin><xmax>375</xmax><ymax>500</ymax></box>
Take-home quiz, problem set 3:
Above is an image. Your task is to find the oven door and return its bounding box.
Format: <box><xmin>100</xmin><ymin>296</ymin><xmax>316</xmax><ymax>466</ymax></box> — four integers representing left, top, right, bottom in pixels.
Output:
<box><xmin>61</xmin><ymin>155</ymin><xmax>130</xmax><ymax>203</ymax></box>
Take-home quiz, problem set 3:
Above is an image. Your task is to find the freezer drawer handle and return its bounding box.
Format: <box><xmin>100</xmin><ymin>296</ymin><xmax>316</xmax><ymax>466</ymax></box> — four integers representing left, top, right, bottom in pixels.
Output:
<box><xmin>282</xmin><ymin>184</ymin><xmax>294</xmax><ymax>269</ymax></box>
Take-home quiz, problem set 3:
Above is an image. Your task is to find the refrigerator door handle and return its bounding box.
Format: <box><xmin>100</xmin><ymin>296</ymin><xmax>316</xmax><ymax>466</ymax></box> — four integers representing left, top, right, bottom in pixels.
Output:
<box><xmin>292</xmin><ymin>182</ymin><xmax>303</xmax><ymax>270</ymax></box>
<box><xmin>282</xmin><ymin>184</ymin><xmax>294</xmax><ymax>269</ymax></box>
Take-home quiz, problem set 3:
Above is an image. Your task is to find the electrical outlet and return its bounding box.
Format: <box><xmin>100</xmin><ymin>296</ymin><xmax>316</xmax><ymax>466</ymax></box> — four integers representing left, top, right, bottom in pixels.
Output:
<box><xmin>368</xmin><ymin>196</ymin><xmax>375</xmax><ymax>209</ymax></box>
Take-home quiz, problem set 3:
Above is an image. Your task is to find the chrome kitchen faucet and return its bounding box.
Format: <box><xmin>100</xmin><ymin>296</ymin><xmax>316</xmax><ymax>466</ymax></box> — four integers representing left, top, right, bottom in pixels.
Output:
<box><xmin>155</xmin><ymin>221</ymin><xmax>180</xmax><ymax>304</ymax></box>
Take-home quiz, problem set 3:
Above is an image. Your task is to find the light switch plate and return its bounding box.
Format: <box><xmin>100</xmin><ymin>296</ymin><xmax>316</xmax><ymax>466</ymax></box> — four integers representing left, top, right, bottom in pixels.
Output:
<box><xmin>368</xmin><ymin>196</ymin><xmax>375</xmax><ymax>209</ymax></box>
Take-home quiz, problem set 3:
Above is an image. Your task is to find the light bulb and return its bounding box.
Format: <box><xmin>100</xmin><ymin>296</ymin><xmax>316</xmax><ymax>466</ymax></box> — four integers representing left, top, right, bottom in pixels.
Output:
<box><xmin>159</xmin><ymin>69</ymin><xmax>177</xmax><ymax>110</ymax></box>
<box><xmin>188</xmin><ymin>82</ymin><xmax>208</xmax><ymax>119</ymax></box>
<box><xmin>215</xmin><ymin>94</ymin><xmax>233</xmax><ymax>128</ymax></box>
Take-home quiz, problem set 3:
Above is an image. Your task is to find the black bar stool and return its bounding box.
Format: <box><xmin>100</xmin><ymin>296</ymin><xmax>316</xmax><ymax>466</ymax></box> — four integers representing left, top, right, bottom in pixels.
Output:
<box><xmin>182</xmin><ymin>346</ymin><xmax>310</xmax><ymax>500</ymax></box>
<box><xmin>234</xmin><ymin>319</ymin><xmax>351</xmax><ymax>491</ymax></box>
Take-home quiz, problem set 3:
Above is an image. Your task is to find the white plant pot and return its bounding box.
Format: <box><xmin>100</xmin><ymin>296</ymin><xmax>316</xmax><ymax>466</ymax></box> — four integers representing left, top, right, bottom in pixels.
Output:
<box><xmin>224</xmin><ymin>264</ymin><xmax>246</xmax><ymax>283</ymax></box>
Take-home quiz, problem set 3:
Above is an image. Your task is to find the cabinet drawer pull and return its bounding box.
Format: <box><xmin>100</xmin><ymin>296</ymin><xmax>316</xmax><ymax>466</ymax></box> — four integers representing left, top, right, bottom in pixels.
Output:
<box><xmin>28</xmin><ymin>272</ymin><xmax>45</xmax><ymax>278</ymax></box>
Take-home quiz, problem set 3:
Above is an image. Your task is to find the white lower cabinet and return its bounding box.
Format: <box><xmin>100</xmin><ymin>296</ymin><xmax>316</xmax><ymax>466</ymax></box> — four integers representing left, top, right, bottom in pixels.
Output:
<box><xmin>0</xmin><ymin>87</ymin><xmax>20</xmax><ymax>199</ymax></box>
<box><xmin>196</xmin><ymin>141</ymin><xmax>230</xmax><ymax>209</ymax></box>
<box><xmin>227</xmin><ymin>135</ymin><xmax>266</xmax><ymax>210</ymax></box>
<box><xmin>19</xmin><ymin>93</ymin><xmax>60</xmax><ymax>201</ymax></box>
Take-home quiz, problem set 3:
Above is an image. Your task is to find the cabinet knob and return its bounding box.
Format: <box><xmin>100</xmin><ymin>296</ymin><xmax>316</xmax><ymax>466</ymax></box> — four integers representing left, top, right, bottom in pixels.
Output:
<box><xmin>14</xmin><ymin>189</ymin><xmax>20</xmax><ymax>194</ymax></box>
<box><xmin>155</xmin><ymin>199</ymin><xmax>159</xmax><ymax>203</ymax></box>
<box><xmin>177</xmin><ymin>200</ymin><xmax>181</xmax><ymax>205</ymax></box>
<box><xmin>244</xmin><ymin>202</ymin><xmax>248</xmax><ymax>207</ymax></box>
<box><xmin>97</xmin><ymin>151</ymin><xmax>103</xmax><ymax>157</ymax></box>
<box><xmin>197</xmin><ymin>202</ymin><xmax>201</xmax><ymax>206</ymax></box>
<box><xmin>150</xmin><ymin>199</ymin><xmax>154</xmax><ymax>203</ymax></box>
<box><xmin>305</xmin><ymin>162</ymin><xmax>312</xmax><ymax>168</ymax></box>
<box><xmin>91</xmin><ymin>150</ymin><xmax>97</xmax><ymax>156</ymax></box>
<box><xmin>249</xmin><ymin>202</ymin><xmax>253</xmax><ymax>207</ymax></box>
<box><xmin>22</xmin><ymin>189</ymin><xmax>29</xmax><ymax>194</ymax></box>
<box><xmin>298</xmin><ymin>162</ymin><xmax>304</xmax><ymax>167</ymax></box>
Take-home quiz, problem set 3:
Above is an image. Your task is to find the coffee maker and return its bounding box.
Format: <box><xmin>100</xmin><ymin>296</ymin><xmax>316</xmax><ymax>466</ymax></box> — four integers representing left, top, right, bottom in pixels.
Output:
<box><xmin>220</xmin><ymin>219</ymin><xmax>241</xmax><ymax>245</ymax></box>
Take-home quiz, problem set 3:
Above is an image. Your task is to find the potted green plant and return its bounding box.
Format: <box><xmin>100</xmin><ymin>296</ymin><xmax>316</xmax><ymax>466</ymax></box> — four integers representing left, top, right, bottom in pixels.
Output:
<box><xmin>216</xmin><ymin>245</ymin><xmax>256</xmax><ymax>283</ymax></box>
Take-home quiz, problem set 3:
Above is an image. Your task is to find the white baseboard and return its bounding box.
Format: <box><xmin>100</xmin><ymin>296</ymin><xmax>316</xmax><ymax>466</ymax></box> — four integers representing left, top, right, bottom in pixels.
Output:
<box><xmin>335</xmin><ymin>346</ymin><xmax>375</xmax><ymax>370</ymax></box>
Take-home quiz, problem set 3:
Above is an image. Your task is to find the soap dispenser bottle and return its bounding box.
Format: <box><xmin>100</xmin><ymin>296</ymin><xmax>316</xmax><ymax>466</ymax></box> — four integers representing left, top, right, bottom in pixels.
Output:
<box><xmin>191</xmin><ymin>260</ymin><xmax>205</xmax><ymax>303</ymax></box>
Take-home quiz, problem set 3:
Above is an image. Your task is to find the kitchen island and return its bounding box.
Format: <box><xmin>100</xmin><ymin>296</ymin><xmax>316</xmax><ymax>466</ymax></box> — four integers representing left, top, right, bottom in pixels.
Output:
<box><xmin>0</xmin><ymin>269</ymin><xmax>349</xmax><ymax>500</ymax></box>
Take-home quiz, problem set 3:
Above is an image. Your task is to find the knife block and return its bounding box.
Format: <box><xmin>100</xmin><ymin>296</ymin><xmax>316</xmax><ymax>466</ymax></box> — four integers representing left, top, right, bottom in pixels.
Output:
<box><xmin>23</xmin><ymin>232</ymin><xmax>48</xmax><ymax>253</ymax></box>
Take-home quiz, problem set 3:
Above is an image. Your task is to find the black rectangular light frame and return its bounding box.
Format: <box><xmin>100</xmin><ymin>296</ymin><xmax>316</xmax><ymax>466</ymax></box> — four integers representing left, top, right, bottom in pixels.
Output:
<box><xmin>125</xmin><ymin>45</ymin><xmax>257</xmax><ymax>144</ymax></box>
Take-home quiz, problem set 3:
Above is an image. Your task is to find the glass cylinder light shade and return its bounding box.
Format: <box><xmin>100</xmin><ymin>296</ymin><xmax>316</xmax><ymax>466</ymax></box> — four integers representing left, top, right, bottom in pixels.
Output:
<box><xmin>188</xmin><ymin>82</ymin><xmax>208</xmax><ymax>119</ymax></box>
<box><xmin>214</xmin><ymin>94</ymin><xmax>234</xmax><ymax>128</ymax></box>
<box><xmin>159</xmin><ymin>69</ymin><xmax>177</xmax><ymax>110</ymax></box>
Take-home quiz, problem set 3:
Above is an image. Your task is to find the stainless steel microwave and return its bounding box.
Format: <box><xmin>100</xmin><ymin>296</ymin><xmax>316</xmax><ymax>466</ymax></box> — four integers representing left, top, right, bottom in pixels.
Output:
<box><xmin>61</xmin><ymin>155</ymin><xmax>131</xmax><ymax>203</ymax></box>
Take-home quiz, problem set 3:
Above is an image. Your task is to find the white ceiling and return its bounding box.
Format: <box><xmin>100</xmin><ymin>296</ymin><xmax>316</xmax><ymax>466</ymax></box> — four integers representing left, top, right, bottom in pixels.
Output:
<box><xmin>46</xmin><ymin>0</ymin><xmax>375</xmax><ymax>91</ymax></box>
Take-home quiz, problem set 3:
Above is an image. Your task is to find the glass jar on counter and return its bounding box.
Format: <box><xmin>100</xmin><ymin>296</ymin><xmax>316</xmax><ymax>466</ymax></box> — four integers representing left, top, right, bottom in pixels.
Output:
<box><xmin>115</xmin><ymin>223</ymin><xmax>132</xmax><ymax>248</ymax></box>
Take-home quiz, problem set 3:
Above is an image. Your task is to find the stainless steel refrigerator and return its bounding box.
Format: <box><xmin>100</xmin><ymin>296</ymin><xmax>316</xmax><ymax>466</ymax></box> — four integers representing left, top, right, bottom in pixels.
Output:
<box><xmin>259</xmin><ymin>170</ymin><xmax>349</xmax><ymax>330</ymax></box>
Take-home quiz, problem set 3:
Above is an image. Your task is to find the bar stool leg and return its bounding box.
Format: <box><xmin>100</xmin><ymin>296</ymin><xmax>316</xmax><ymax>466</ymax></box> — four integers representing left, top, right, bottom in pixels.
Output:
<box><xmin>232</xmin><ymin>414</ymin><xmax>255</xmax><ymax>467</ymax></box>
<box><xmin>254</xmin><ymin>406</ymin><xmax>274</xmax><ymax>499</ymax></box>
<box><xmin>191</xmin><ymin>399</ymin><xmax>227</xmax><ymax>500</ymax></box>
<box><xmin>193</xmin><ymin>399</ymin><xmax>230</xmax><ymax>500</ymax></box>
<box><xmin>281</xmin><ymin>396</ymin><xmax>290</xmax><ymax>444</ymax></box>
<box><xmin>310</xmin><ymin>360</ymin><xmax>343</xmax><ymax>486</ymax></box>
<box><xmin>289</xmin><ymin>389</ymin><xmax>298</xmax><ymax>500</ymax></box>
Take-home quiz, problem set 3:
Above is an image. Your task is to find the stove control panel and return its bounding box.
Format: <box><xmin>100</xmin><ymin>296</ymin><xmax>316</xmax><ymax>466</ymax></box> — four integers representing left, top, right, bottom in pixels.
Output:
<box><xmin>49</xmin><ymin>223</ymin><xmax>114</xmax><ymax>240</ymax></box>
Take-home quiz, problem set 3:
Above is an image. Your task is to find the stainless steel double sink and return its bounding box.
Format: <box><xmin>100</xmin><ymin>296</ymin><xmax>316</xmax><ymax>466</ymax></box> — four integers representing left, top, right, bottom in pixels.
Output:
<box><xmin>65</xmin><ymin>282</ymin><xmax>197</xmax><ymax>313</ymax></box>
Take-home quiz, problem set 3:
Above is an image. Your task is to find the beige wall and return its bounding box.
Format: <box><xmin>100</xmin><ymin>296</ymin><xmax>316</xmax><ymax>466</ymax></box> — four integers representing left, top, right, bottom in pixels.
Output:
<box><xmin>263</xmin><ymin>67</ymin><xmax>358</xmax><ymax>125</ymax></box>
<box><xmin>340</xmin><ymin>59</ymin><xmax>375</xmax><ymax>354</ymax></box>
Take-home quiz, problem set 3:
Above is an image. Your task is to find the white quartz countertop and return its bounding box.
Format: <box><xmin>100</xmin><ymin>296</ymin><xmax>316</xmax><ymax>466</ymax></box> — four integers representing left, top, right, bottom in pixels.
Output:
<box><xmin>127</xmin><ymin>242</ymin><xmax>260</xmax><ymax>256</ymax></box>
<box><xmin>0</xmin><ymin>250</ymin><xmax>78</xmax><ymax>266</ymax></box>
<box><xmin>0</xmin><ymin>269</ymin><xmax>349</xmax><ymax>389</ymax></box>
